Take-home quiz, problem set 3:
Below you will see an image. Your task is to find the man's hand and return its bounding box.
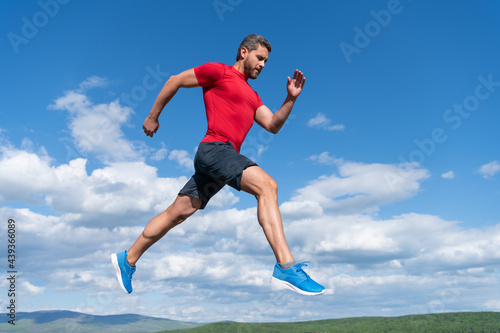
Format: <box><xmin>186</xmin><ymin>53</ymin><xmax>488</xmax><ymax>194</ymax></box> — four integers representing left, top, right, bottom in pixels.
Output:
<box><xmin>141</xmin><ymin>68</ymin><xmax>199</xmax><ymax>138</ymax></box>
<box><xmin>286</xmin><ymin>69</ymin><xmax>306</xmax><ymax>99</ymax></box>
<box><xmin>254</xmin><ymin>69</ymin><xmax>306</xmax><ymax>134</ymax></box>
<box><xmin>143</xmin><ymin>116</ymin><xmax>159</xmax><ymax>138</ymax></box>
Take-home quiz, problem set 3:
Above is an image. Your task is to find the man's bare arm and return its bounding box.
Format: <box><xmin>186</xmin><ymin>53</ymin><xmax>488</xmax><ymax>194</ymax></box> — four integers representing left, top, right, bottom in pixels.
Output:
<box><xmin>143</xmin><ymin>68</ymin><xmax>199</xmax><ymax>138</ymax></box>
<box><xmin>254</xmin><ymin>70</ymin><xmax>305</xmax><ymax>134</ymax></box>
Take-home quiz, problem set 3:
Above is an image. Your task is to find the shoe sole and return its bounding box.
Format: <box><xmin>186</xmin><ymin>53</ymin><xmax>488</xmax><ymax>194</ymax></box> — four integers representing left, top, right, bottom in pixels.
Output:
<box><xmin>270</xmin><ymin>276</ymin><xmax>325</xmax><ymax>296</ymax></box>
<box><xmin>111</xmin><ymin>253</ymin><xmax>131</xmax><ymax>294</ymax></box>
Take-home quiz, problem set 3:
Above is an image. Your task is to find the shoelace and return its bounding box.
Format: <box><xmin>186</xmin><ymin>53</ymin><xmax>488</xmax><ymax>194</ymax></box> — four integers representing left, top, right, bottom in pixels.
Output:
<box><xmin>294</xmin><ymin>262</ymin><xmax>311</xmax><ymax>280</ymax></box>
<box><xmin>128</xmin><ymin>266</ymin><xmax>136</xmax><ymax>279</ymax></box>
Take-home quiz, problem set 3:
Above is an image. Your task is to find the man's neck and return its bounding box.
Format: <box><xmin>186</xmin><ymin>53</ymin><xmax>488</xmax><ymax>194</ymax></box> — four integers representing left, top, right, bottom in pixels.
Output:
<box><xmin>233</xmin><ymin>61</ymin><xmax>248</xmax><ymax>79</ymax></box>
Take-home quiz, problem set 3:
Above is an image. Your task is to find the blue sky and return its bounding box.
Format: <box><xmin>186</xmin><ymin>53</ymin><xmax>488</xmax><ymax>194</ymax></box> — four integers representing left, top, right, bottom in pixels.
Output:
<box><xmin>1</xmin><ymin>0</ymin><xmax>500</xmax><ymax>323</ymax></box>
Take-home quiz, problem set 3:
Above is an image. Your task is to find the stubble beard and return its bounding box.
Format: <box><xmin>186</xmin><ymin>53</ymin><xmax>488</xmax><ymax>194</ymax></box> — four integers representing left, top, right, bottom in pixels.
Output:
<box><xmin>244</xmin><ymin>59</ymin><xmax>259</xmax><ymax>80</ymax></box>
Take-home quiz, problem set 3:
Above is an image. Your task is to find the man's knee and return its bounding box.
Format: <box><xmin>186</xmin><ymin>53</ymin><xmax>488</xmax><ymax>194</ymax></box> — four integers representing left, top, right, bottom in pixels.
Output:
<box><xmin>256</xmin><ymin>175</ymin><xmax>278</xmax><ymax>198</ymax></box>
<box><xmin>169</xmin><ymin>195</ymin><xmax>201</xmax><ymax>225</ymax></box>
<box><xmin>240</xmin><ymin>166</ymin><xmax>278</xmax><ymax>197</ymax></box>
<box><xmin>266</xmin><ymin>177</ymin><xmax>278</xmax><ymax>192</ymax></box>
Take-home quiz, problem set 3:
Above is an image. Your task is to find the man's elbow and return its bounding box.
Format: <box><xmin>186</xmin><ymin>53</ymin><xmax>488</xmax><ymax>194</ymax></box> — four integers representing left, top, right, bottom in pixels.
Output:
<box><xmin>159</xmin><ymin>75</ymin><xmax>179</xmax><ymax>91</ymax></box>
<box><xmin>268</xmin><ymin>125</ymin><xmax>281</xmax><ymax>134</ymax></box>
<box><xmin>166</xmin><ymin>74</ymin><xmax>180</xmax><ymax>87</ymax></box>
<box><xmin>164</xmin><ymin>74</ymin><xmax>195</xmax><ymax>91</ymax></box>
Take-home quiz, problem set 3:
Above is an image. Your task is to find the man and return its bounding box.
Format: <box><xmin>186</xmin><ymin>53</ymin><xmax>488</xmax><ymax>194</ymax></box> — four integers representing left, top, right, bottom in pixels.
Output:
<box><xmin>111</xmin><ymin>34</ymin><xmax>325</xmax><ymax>296</ymax></box>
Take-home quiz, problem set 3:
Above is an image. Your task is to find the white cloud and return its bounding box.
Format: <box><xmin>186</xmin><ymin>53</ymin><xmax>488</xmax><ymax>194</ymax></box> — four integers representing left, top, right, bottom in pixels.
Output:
<box><xmin>78</xmin><ymin>76</ymin><xmax>110</xmax><ymax>91</ymax></box>
<box><xmin>0</xmin><ymin>141</ymin><xmax>240</xmax><ymax>225</ymax></box>
<box><xmin>309</xmin><ymin>152</ymin><xmax>339</xmax><ymax>165</ymax></box>
<box><xmin>327</xmin><ymin>124</ymin><xmax>345</xmax><ymax>131</ymax></box>
<box><xmin>242</xmin><ymin>144</ymin><xmax>269</xmax><ymax>162</ymax></box>
<box><xmin>0</xmin><ymin>144</ymin><xmax>55</xmax><ymax>202</ymax></box>
<box><xmin>307</xmin><ymin>113</ymin><xmax>344</xmax><ymax>131</ymax></box>
<box><xmin>441</xmin><ymin>170</ymin><xmax>455</xmax><ymax>179</ymax></box>
<box><xmin>256</xmin><ymin>145</ymin><xmax>268</xmax><ymax>159</ymax></box>
<box><xmin>478</xmin><ymin>161</ymin><xmax>500</xmax><ymax>179</ymax></box>
<box><xmin>3</xmin><ymin>123</ymin><xmax>494</xmax><ymax>323</ymax></box>
<box><xmin>169</xmin><ymin>149</ymin><xmax>194</xmax><ymax>170</ymax></box>
<box><xmin>151</xmin><ymin>142</ymin><xmax>168</xmax><ymax>161</ymax></box>
<box><xmin>280</xmin><ymin>200</ymin><xmax>323</xmax><ymax>219</ymax></box>
<box><xmin>485</xmin><ymin>300</ymin><xmax>500</xmax><ymax>310</ymax></box>
<box><xmin>0</xmin><ymin>140</ymin><xmax>498</xmax><ymax>320</ymax></box>
<box><xmin>284</xmin><ymin>212</ymin><xmax>500</xmax><ymax>273</ymax></box>
<box><xmin>308</xmin><ymin>113</ymin><xmax>330</xmax><ymax>127</ymax></box>
<box><xmin>21</xmin><ymin>281</ymin><xmax>45</xmax><ymax>296</ymax></box>
<box><xmin>4</xmin><ymin>202</ymin><xmax>499</xmax><ymax>322</ymax></box>
<box><xmin>288</xmin><ymin>160</ymin><xmax>430</xmax><ymax>214</ymax></box>
<box><xmin>49</xmin><ymin>79</ymin><xmax>139</xmax><ymax>164</ymax></box>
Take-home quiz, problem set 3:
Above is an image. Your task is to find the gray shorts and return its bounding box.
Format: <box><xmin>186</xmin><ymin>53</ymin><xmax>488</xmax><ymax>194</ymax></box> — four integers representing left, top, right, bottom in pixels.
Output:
<box><xmin>179</xmin><ymin>141</ymin><xmax>257</xmax><ymax>209</ymax></box>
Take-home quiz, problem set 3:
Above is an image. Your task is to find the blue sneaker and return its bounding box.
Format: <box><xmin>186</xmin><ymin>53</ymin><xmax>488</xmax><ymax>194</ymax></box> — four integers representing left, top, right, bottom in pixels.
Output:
<box><xmin>111</xmin><ymin>251</ymin><xmax>136</xmax><ymax>294</ymax></box>
<box><xmin>270</xmin><ymin>262</ymin><xmax>325</xmax><ymax>296</ymax></box>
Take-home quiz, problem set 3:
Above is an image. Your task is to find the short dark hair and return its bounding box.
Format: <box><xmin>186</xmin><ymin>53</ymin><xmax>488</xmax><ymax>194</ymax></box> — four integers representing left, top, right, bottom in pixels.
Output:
<box><xmin>236</xmin><ymin>34</ymin><xmax>271</xmax><ymax>61</ymax></box>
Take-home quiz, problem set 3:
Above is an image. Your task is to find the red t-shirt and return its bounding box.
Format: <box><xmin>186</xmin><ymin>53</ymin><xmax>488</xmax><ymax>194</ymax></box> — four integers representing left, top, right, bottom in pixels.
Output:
<box><xmin>194</xmin><ymin>62</ymin><xmax>263</xmax><ymax>153</ymax></box>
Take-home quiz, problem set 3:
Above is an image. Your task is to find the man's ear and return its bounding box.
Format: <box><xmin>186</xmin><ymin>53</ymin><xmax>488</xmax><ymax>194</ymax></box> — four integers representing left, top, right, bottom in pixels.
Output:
<box><xmin>240</xmin><ymin>47</ymin><xmax>249</xmax><ymax>60</ymax></box>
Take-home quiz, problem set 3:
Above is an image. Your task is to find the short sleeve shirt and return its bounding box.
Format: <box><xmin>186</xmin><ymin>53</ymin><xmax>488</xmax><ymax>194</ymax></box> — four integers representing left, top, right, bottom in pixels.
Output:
<box><xmin>194</xmin><ymin>62</ymin><xmax>263</xmax><ymax>153</ymax></box>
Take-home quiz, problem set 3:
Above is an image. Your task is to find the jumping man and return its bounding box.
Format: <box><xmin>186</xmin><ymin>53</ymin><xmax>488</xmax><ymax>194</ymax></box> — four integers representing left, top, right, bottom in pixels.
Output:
<box><xmin>111</xmin><ymin>34</ymin><xmax>325</xmax><ymax>296</ymax></box>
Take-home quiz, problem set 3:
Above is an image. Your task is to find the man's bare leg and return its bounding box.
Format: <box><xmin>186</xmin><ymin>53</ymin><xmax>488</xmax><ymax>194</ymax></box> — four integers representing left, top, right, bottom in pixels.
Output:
<box><xmin>239</xmin><ymin>165</ymin><xmax>294</xmax><ymax>264</ymax></box>
<box><xmin>126</xmin><ymin>194</ymin><xmax>202</xmax><ymax>266</ymax></box>
<box><xmin>240</xmin><ymin>166</ymin><xmax>325</xmax><ymax>295</ymax></box>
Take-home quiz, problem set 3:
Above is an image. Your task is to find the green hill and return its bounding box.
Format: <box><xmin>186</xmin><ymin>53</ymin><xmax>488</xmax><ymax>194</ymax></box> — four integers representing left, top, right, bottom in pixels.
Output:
<box><xmin>0</xmin><ymin>310</ymin><xmax>202</xmax><ymax>333</ymax></box>
<box><xmin>1</xmin><ymin>311</ymin><xmax>498</xmax><ymax>333</ymax></box>
<box><xmin>164</xmin><ymin>312</ymin><xmax>500</xmax><ymax>333</ymax></box>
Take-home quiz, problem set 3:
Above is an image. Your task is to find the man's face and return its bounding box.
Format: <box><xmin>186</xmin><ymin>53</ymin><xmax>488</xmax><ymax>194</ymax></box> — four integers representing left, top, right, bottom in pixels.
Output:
<box><xmin>243</xmin><ymin>44</ymin><xmax>269</xmax><ymax>80</ymax></box>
